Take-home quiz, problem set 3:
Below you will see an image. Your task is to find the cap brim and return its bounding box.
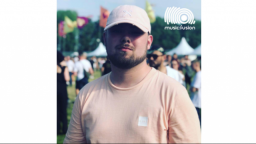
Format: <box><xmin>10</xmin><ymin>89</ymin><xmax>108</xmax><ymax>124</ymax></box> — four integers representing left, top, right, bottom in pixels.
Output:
<box><xmin>104</xmin><ymin>19</ymin><xmax>149</xmax><ymax>33</ymax></box>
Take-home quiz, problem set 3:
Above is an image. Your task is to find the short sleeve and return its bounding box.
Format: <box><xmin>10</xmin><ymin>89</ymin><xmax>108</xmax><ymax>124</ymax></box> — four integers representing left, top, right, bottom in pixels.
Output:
<box><xmin>168</xmin><ymin>86</ymin><xmax>201</xmax><ymax>143</ymax></box>
<box><xmin>83</xmin><ymin>60</ymin><xmax>92</xmax><ymax>72</ymax></box>
<box><xmin>64</xmin><ymin>93</ymin><xmax>86</xmax><ymax>143</ymax></box>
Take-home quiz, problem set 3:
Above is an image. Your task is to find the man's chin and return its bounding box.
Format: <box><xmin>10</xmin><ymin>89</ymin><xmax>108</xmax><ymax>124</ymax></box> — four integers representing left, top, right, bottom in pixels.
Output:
<box><xmin>149</xmin><ymin>63</ymin><xmax>155</xmax><ymax>67</ymax></box>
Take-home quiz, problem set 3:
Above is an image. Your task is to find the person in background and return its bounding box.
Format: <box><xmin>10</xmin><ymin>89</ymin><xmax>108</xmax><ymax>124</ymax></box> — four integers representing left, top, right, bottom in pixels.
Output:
<box><xmin>64</xmin><ymin>5</ymin><xmax>200</xmax><ymax>143</ymax></box>
<box><xmin>101</xmin><ymin>59</ymin><xmax>112</xmax><ymax>76</ymax></box>
<box><xmin>91</xmin><ymin>56</ymin><xmax>98</xmax><ymax>71</ymax></box>
<box><xmin>172</xmin><ymin>53</ymin><xmax>178</xmax><ymax>60</ymax></box>
<box><xmin>190</xmin><ymin>59</ymin><xmax>202</xmax><ymax>127</ymax></box>
<box><xmin>64</xmin><ymin>56</ymin><xmax>68</xmax><ymax>62</ymax></box>
<box><xmin>66</xmin><ymin>56</ymin><xmax>74</xmax><ymax>86</ymax></box>
<box><xmin>181</xmin><ymin>55</ymin><xmax>191</xmax><ymax>67</ymax></box>
<box><xmin>148</xmin><ymin>45</ymin><xmax>182</xmax><ymax>84</ymax></box>
<box><xmin>57</xmin><ymin>51</ymin><xmax>70</xmax><ymax>135</ymax></box>
<box><xmin>73</xmin><ymin>55</ymin><xmax>79</xmax><ymax>64</ymax></box>
<box><xmin>98</xmin><ymin>57</ymin><xmax>106</xmax><ymax>70</ymax></box>
<box><xmin>89</xmin><ymin>57</ymin><xmax>95</xmax><ymax>70</ymax></box>
<box><xmin>165</xmin><ymin>55</ymin><xmax>172</xmax><ymax>66</ymax></box>
<box><xmin>183</xmin><ymin>62</ymin><xmax>195</xmax><ymax>91</ymax></box>
<box><xmin>171</xmin><ymin>59</ymin><xmax>186</xmax><ymax>87</ymax></box>
<box><xmin>73</xmin><ymin>52</ymin><xmax>94</xmax><ymax>96</ymax></box>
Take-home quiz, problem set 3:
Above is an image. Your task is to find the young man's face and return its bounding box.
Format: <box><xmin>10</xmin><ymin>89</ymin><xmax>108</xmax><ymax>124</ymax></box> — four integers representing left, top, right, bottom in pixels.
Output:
<box><xmin>147</xmin><ymin>51</ymin><xmax>164</xmax><ymax>68</ymax></box>
<box><xmin>167</xmin><ymin>55</ymin><xmax>172</xmax><ymax>62</ymax></box>
<box><xmin>104</xmin><ymin>23</ymin><xmax>153</xmax><ymax>69</ymax></box>
<box><xmin>192</xmin><ymin>62</ymin><xmax>199</xmax><ymax>71</ymax></box>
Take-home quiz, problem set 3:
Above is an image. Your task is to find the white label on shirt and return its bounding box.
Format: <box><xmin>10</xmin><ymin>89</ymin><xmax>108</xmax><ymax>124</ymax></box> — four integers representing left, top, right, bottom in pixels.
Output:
<box><xmin>138</xmin><ymin>116</ymin><xmax>148</xmax><ymax>126</ymax></box>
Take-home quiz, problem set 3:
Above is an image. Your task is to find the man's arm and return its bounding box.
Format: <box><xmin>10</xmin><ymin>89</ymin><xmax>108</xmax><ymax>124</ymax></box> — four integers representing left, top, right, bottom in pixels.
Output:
<box><xmin>64</xmin><ymin>67</ymin><xmax>70</xmax><ymax>82</ymax></box>
<box><xmin>168</xmin><ymin>86</ymin><xmax>201</xmax><ymax>143</ymax></box>
<box><xmin>191</xmin><ymin>87</ymin><xmax>199</xmax><ymax>92</ymax></box>
<box><xmin>84</xmin><ymin>60</ymin><xmax>94</xmax><ymax>75</ymax></box>
<box><xmin>64</xmin><ymin>93</ymin><xmax>86</xmax><ymax>143</ymax></box>
<box><xmin>190</xmin><ymin>73</ymin><xmax>201</xmax><ymax>92</ymax></box>
<box><xmin>101</xmin><ymin>67</ymin><xmax>105</xmax><ymax>73</ymax></box>
<box><xmin>88</xmin><ymin>67</ymin><xmax>94</xmax><ymax>75</ymax></box>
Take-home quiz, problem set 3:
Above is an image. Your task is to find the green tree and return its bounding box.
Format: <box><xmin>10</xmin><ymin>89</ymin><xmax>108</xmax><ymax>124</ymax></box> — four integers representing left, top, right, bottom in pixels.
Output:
<box><xmin>57</xmin><ymin>11</ymin><xmax>201</xmax><ymax>53</ymax></box>
<box><xmin>181</xmin><ymin>20</ymin><xmax>201</xmax><ymax>48</ymax></box>
<box><xmin>57</xmin><ymin>10</ymin><xmax>78</xmax><ymax>52</ymax></box>
<box><xmin>151</xmin><ymin>17</ymin><xmax>181</xmax><ymax>51</ymax></box>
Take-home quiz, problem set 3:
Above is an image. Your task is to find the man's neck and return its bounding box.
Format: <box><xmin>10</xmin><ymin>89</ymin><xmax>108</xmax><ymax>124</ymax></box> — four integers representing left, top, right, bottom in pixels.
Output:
<box><xmin>156</xmin><ymin>62</ymin><xmax>166</xmax><ymax>74</ymax></box>
<box><xmin>195</xmin><ymin>68</ymin><xmax>201</xmax><ymax>72</ymax></box>
<box><xmin>110</xmin><ymin>60</ymin><xmax>152</xmax><ymax>88</ymax></box>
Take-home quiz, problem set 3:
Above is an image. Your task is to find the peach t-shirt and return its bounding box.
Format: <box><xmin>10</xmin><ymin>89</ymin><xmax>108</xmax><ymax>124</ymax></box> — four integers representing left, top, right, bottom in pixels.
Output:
<box><xmin>64</xmin><ymin>68</ymin><xmax>201</xmax><ymax>143</ymax></box>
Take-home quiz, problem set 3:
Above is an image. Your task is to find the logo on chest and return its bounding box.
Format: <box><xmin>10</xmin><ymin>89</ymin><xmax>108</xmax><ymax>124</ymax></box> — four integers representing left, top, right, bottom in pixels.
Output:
<box><xmin>138</xmin><ymin>116</ymin><xmax>148</xmax><ymax>127</ymax></box>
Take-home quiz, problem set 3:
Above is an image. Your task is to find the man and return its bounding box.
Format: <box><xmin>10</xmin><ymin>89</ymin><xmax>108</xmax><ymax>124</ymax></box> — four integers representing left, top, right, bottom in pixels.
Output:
<box><xmin>73</xmin><ymin>52</ymin><xmax>94</xmax><ymax>96</ymax></box>
<box><xmin>172</xmin><ymin>53</ymin><xmax>178</xmax><ymax>60</ymax></box>
<box><xmin>64</xmin><ymin>5</ymin><xmax>200</xmax><ymax>143</ymax></box>
<box><xmin>89</xmin><ymin>57</ymin><xmax>95</xmax><ymax>70</ymax></box>
<box><xmin>147</xmin><ymin>45</ymin><xmax>183</xmax><ymax>84</ymax></box>
<box><xmin>166</xmin><ymin>54</ymin><xmax>172</xmax><ymax>66</ymax></box>
<box><xmin>181</xmin><ymin>55</ymin><xmax>191</xmax><ymax>67</ymax></box>
<box><xmin>66</xmin><ymin>56</ymin><xmax>74</xmax><ymax>86</ymax></box>
<box><xmin>190</xmin><ymin>59</ymin><xmax>202</xmax><ymax>127</ymax></box>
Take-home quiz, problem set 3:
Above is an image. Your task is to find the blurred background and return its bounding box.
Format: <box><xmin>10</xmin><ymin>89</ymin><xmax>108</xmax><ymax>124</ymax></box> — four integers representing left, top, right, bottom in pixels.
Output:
<box><xmin>57</xmin><ymin>0</ymin><xmax>201</xmax><ymax>143</ymax></box>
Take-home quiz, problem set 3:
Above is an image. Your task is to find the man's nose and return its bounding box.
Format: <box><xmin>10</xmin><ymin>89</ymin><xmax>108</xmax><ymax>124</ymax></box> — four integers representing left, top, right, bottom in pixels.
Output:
<box><xmin>120</xmin><ymin>36</ymin><xmax>131</xmax><ymax>43</ymax></box>
<box><xmin>150</xmin><ymin>56</ymin><xmax>154</xmax><ymax>61</ymax></box>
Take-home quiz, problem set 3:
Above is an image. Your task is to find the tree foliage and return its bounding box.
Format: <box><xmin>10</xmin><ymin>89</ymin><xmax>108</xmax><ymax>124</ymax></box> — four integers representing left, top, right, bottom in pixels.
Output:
<box><xmin>57</xmin><ymin>10</ymin><xmax>201</xmax><ymax>52</ymax></box>
<box><xmin>151</xmin><ymin>17</ymin><xmax>181</xmax><ymax>51</ymax></box>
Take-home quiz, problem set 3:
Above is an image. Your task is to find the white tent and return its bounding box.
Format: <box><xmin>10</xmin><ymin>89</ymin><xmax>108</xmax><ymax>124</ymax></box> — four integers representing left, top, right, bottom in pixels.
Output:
<box><xmin>166</xmin><ymin>37</ymin><xmax>194</xmax><ymax>56</ymax></box>
<box><xmin>87</xmin><ymin>42</ymin><xmax>107</xmax><ymax>57</ymax></box>
<box><xmin>188</xmin><ymin>44</ymin><xmax>201</xmax><ymax>55</ymax></box>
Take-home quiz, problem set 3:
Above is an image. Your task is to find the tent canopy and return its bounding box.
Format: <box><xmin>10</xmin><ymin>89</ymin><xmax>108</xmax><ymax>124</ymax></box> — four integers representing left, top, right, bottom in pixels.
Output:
<box><xmin>188</xmin><ymin>44</ymin><xmax>201</xmax><ymax>55</ymax></box>
<box><xmin>87</xmin><ymin>42</ymin><xmax>107</xmax><ymax>57</ymax></box>
<box><xmin>166</xmin><ymin>37</ymin><xmax>194</xmax><ymax>56</ymax></box>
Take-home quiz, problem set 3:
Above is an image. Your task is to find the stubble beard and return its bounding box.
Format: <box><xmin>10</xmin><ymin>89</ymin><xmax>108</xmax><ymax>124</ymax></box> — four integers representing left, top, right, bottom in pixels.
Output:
<box><xmin>107</xmin><ymin>43</ymin><xmax>148</xmax><ymax>69</ymax></box>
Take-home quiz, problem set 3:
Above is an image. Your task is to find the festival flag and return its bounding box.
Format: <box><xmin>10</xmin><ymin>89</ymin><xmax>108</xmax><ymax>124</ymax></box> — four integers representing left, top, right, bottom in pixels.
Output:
<box><xmin>145</xmin><ymin>0</ymin><xmax>156</xmax><ymax>23</ymax></box>
<box><xmin>64</xmin><ymin>16</ymin><xmax>75</xmax><ymax>34</ymax></box>
<box><xmin>77</xmin><ymin>16</ymin><xmax>89</xmax><ymax>29</ymax></box>
<box><xmin>99</xmin><ymin>6</ymin><xmax>110</xmax><ymax>28</ymax></box>
<box><xmin>58</xmin><ymin>21</ymin><xmax>65</xmax><ymax>37</ymax></box>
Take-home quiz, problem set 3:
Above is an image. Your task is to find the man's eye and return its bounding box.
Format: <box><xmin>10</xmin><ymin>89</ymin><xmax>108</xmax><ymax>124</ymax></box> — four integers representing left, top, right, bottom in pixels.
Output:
<box><xmin>131</xmin><ymin>31</ymin><xmax>143</xmax><ymax>35</ymax></box>
<box><xmin>111</xmin><ymin>29</ymin><xmax>122</xmax><ymax>34</ymax></box>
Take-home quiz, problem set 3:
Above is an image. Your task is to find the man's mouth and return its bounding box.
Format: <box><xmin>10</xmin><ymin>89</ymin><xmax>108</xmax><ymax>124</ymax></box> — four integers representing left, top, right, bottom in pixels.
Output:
<box><xmin>120</xmin><ymin>47</ymin><xmax>132</xmax><ymax>51</ymax></box>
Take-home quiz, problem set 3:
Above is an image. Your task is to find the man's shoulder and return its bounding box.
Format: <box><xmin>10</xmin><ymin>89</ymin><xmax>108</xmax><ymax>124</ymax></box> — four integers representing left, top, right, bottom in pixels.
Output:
<box><xmin>156</xmin><ymin>69</ymin><xmax>180</xmax><ymax>85</ymax></box>
<box><xmin>154</xmin><ymin>70</ymin><xmax>188</xmax><ymax>98</ymax></box>
<box><xmin>75</xmin><ymin>61</ymin><xmax>81</xmax><ymax>66</ymax></box>
<box><xmin>81</xmin><ymin>59</ymin><xmax>91</xmax><ymax>65</ymax></box>
<box><xmin>79</xmin><ymin>74</ymin><xmax>109</xmax><ymax>98</ymax></box>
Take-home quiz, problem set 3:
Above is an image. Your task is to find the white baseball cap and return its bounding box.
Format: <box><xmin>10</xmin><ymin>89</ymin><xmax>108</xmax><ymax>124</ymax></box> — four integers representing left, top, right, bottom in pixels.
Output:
<box><xmin>104</xmin><ymin>5</ymin><xmax>151</xmax><ymax>33</ymax></box>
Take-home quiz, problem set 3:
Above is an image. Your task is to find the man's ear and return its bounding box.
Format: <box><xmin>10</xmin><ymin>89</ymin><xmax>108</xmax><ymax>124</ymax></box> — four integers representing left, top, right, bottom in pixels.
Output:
<box><xmin>147</xmin><ymin>34</ymin><xmax>153</xmax><ymax>50</ymax></box>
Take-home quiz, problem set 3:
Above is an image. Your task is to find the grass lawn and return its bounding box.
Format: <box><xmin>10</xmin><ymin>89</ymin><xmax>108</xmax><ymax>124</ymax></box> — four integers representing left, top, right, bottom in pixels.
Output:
<box><xmin>57</xmin><ymin>70</ymin><xmax>102</xmax><ymax>143</ymax></box>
